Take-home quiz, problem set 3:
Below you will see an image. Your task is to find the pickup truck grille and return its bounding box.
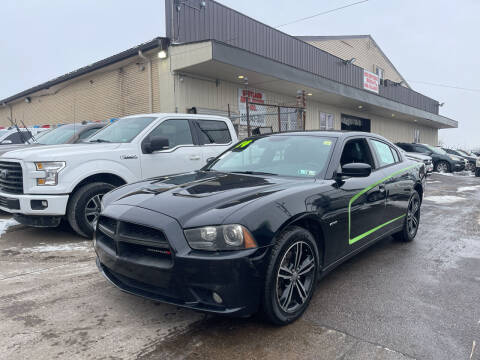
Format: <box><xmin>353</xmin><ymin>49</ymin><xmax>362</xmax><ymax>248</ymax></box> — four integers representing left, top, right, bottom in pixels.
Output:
<box><xmin>0</xmin><ymin>161</ymin><xmax>23</xmax><ymax>194</ymax></box>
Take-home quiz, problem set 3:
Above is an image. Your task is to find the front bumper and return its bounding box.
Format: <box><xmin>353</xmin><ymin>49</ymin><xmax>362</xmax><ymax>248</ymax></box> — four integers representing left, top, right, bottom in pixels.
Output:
<box><xmin>0</xmin><ymin>191</ymin><xmax>69</xmax><ymax>215</ymax></box>
<box><xmin>94</xmin><ymin>205</ymin><xmax>268</xmax><ymax>316</ymax></box>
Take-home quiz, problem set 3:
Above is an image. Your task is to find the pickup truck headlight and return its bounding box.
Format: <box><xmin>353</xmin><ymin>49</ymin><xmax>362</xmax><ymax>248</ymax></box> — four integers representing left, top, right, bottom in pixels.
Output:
<box><xmin>184</xmin><ymin>224</ymin><xmax>257</xmax><ymax>251</ymax></box>
<box><xmin>35</xmin><ymin>161</ymin><xmax>66</xmax><ymax>186</ymax></box>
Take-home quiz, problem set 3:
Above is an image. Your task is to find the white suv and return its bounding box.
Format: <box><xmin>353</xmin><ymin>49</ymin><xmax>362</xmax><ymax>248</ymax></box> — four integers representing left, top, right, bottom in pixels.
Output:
<box><xmin>0</xmin><ymin>114</ymin><xmax>237</xmax><ymax>237</ymax></box>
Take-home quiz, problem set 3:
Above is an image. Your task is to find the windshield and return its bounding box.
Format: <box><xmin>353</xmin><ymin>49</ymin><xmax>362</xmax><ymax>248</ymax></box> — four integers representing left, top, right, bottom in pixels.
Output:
<box><xmin>88</xmin><ymin>117</ymin><xmax>156</xmax><ymax>143</ymax></box>
<box><xmin>427</xmin><ymin>145</ymin><xmax>447</xmax><ymax>155</ymax></box>
<box><xmin>207</xmin><ymin>135</ymin><xmax>335</xmax><ymax>177</ymax></box>
<box><xmin>36</xmin><ymin>126</ymin><xmax>78</xmax><ymax>145</ymax></box>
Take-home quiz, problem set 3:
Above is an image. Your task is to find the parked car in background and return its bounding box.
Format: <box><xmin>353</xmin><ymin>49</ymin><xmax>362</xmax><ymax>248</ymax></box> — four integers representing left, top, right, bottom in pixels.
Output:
<box><xmin>95</xmin><ymin>131</ymin><xmax>425</xmax><ymax>325</ymax></box>
<box><xmin>0</xmin><ymin>128</ymin><xmax>47</xmax><ymax>146</ymax></box>
<box><xmin>396</xmin><ymin>143</ymin><xmax>465</xmax><ymax>173</ymax></box>
<box><xmin>0</xmin><ymin>114</ymin><xmax>237</xmax><ymax>238</ymax></box>
<box><xmin>442</xmin><ymin>148</ymin><xmax>476</xmax><ymax>172</ymax></box>
<box><xmin>0</xmin><ymin>123</ymin><xmax>105</xmax><ymax>156</ymax></box>
<box><xmin>397</xmin><ymin>148</ymin><xmax>433</xmax><ymax>174</ymax></box>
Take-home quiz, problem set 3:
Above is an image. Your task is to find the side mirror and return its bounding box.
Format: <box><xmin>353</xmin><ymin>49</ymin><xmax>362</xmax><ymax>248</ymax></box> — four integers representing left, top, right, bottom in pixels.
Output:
<box><xmin>143</xmin><ymin>136</ymin><xmax>169</xmax><ymax>154</ymax></box>
<box><xmin>1</xmin><ymin>140</ymin><xmax>12</xmax><ymax>144</ymax></box>
<box><xmin>339</xmin><ymin>163</ymin><xmax>372</xmax><ymax>178</ymax></box>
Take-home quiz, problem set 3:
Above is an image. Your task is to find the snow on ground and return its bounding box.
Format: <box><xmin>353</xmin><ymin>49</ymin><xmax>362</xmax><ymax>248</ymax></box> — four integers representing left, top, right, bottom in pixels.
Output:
<box><xmin>23</xmin><ymin>242</ymin><xmax>92</xmax><ymax>253</ymax></box>
<box><xmin>0</xmin><ymin>218</ymin><xmax>19</xmax><ymax>237</ymax></box>
<box><xmin>457</xmin><ymin>185</ymin><xmax>480</xmax><ymax>193</ymax></box>
<box><xmin>423</xmin><ymin>195</ymin><xmax>466</xmax><ymax>204</ymax></box>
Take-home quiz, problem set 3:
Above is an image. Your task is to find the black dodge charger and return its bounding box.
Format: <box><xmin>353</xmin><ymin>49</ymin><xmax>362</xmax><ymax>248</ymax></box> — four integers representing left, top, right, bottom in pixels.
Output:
<box><xmin>94</xmin><ymin>131</ymin><xmax>425</xmax><ymax>325</ymax></box>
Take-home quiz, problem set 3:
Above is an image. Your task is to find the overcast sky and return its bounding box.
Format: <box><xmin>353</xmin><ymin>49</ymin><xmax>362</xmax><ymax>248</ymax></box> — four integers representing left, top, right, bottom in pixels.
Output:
<box><xmin>1</xmin><ymin>0</ymin><xmax>478</xmax><ymax>148</ymax></box>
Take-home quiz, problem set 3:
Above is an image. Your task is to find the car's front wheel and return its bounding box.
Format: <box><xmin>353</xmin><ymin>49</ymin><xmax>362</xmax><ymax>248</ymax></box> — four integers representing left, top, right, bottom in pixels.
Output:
<box><xmin>434</xmin><ymin>160</ymin><xmax>450</xmax><ymax>173</ymax></box>
<box><xmin>67</xmin><ymin>182</ymin><xmax>115</xmax><ymax>238</ymax></box>
<box><xmin>262</xmin><ymin>226</ymin><xmax>320</xmax><ymax>325</ymax></box>
<box><xmin>476</xmin><ymin>168</ymin><xmax>480</xmax><ymax>177</ymax></box>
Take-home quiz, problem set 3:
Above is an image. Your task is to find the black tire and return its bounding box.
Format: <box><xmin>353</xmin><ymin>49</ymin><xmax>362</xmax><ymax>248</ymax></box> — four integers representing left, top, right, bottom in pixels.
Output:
<box><xmin>434</xmin><ymin>160</ymin><xmax>450</xmax><ymax>173</ymax></box>
<box><xmin>262</xmin><ymin>226</ymin><xmax>320</xmax><ymax>325</ymax></box>
<box><xmin>67</xmin><ymin>182</ymin><xmax>115</xmax><ymax>238</ymax></box>
<box><xmin>476</xmin><ymin>168</ymin><xmax>480</xmax><ymax>177</ymax></box>
<box><xmin>394</xmin><ymin>191</ymin><xmax>421</xmax><ymax>243</ymax></box>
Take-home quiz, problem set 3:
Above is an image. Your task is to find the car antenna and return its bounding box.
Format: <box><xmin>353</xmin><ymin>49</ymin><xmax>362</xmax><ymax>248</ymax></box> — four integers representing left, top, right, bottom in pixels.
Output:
<box><xmin>19</xmin><ymin>119</ymin><xmax>35</xmax><ymax>144</ymax></box>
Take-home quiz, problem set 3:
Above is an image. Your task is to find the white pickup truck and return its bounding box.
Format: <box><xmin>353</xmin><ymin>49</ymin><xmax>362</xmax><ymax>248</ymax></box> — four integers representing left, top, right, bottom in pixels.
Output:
<box><xmin>0</xmin><ymin>113</ymin><xmax>237</xmax><ymax>237</ymax></box>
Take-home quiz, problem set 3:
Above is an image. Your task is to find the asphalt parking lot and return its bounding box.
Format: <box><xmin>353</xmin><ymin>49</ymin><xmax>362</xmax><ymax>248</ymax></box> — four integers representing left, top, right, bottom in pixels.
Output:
<box><xmin>1</xmin><ymin>173</ymin><xmax>479</xmax><ymax>360</ymax></box>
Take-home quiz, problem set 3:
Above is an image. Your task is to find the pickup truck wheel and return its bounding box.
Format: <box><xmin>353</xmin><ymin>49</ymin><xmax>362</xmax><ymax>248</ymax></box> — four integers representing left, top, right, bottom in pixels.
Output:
<box><xmin>67</xmin><ymin>182</ymin><xmax>115</xmax><ymax>238</ymax></box>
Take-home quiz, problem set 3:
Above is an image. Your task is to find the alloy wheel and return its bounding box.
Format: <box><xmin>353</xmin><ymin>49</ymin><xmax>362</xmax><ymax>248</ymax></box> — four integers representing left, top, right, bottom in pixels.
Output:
<box><xmin>407</xmin><ymin>195</ymin><xmax>420</xmax><ymax>237</ymax></box>
<box><xmin>276</xmin><ymin>241</ymin><xmax>316</xmax><ymax>313</ymax></box>
<box><xmin>436</xmin><ymin>162</ymin><xmax>448</xmax><ymax>173</ymax></box>
<box><xmin>85</xmin><ymin>194</ymin><xmax>103</xmax><ymax>227</ymax></box>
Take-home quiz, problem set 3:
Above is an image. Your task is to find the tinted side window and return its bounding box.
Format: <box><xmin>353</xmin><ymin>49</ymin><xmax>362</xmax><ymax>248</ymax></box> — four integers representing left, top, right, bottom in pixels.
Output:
<box><xmin>5</xmin><ymin>132</ymin><xmax>29</xmax><ymax>143</ymax></box>
<box><xmin>196</xmin><ymin>120</ymin><xmax>231</xmax><ymax>144</ymax></box>
<box><xmin>414</xmin><ymin>145</ymin><xmax>430</xmax><ymax>154</ymax></box>
<box><xmin>340</xmin><ymin>138</ymin><xmax>375</xmax><ymax>168</ymax></box>
<box><xmin>371</xmin><ymin>139</ymin><xmax>395</xmax><ymax>167</ymax></box>
<box><xmin>149</xmin><ymin>119</ymin><xmax>193</xmax><ymax>148</ymax></box>
<box><xmin>391</xmin><ymin>146</ymin><xmax>400</xmax><ymax>162</ymax></box>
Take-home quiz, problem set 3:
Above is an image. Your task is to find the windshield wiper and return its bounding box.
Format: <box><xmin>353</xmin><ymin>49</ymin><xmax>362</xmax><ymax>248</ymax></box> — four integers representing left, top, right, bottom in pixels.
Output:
<box><xmin>231</xmin><ymin>171</ymin><xmax>278</xmax><ymax>176</ymax></box>
<box><xmin>89</xmin><ymin>139</ymin><xmax>111</xmax><ymax>143</ymax></box>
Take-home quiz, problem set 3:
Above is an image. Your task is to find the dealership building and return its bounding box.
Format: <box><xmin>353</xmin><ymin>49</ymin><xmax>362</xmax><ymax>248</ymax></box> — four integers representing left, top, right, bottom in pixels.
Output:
<box><xmin>0</xmin><ymin>0</ymin><xmax>457</xmax><ymax>144</ymax></box>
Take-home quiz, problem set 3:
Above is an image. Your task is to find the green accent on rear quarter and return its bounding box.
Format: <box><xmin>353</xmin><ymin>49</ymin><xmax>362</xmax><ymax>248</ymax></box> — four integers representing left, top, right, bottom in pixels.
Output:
<box><xmin>348</xmin><ymin>164</ymin><xmax>418</xmax><ymax>245</ymax></box>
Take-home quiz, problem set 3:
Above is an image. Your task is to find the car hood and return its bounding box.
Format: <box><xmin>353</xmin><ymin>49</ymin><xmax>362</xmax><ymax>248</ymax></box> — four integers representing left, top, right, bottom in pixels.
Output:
<box><xmin>103</xmin><ymin>171</ymin><xmax>309</xmax><ymax>228</ymax></box>
<box><xmin>1</xmin><ymin>143</ymin><xmax>122</xmax><ymax>161</ymax></box>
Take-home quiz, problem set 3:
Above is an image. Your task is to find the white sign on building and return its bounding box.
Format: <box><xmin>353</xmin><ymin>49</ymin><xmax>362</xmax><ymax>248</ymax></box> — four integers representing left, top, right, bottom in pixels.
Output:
<box><xmin>363</xmin><ymin>70</ymin><xmax>380</xmax><ymax>94</ymax></box>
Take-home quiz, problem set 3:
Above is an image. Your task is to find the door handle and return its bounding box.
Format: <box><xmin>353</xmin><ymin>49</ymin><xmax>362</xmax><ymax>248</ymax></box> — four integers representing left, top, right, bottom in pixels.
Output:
<box><xmin>378</xmin><ymin>184</ymin><xmax>386</xmax><ymax>193</ymax></box>
<box><xmin>189</xmin><ymin>155</ymin><xmax>201</xmax><ymax>160</ymax></box>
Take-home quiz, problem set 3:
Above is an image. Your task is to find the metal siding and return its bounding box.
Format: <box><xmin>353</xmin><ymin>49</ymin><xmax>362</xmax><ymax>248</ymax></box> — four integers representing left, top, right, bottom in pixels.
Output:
<box><xmin>165</xmin><ymin>0</ymin><xmax>439</xmax><ymax>115</ymax></box>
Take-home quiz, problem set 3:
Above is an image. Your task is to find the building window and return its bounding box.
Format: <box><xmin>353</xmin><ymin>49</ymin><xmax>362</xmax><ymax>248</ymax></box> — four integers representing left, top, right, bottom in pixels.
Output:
<box><xmin>375</xmin><ymin>66</ymin><xmax>385</xmax><ymax>80</ymax></box>
<box><xmin>320</xmin><ymin>112</ymin><xmax>334</xmax><ymax>130</ymax></box>
<box><xmin>414</xmin><ymin>129</ymin><xmax>421</xmax><ymax>143</ymax></box>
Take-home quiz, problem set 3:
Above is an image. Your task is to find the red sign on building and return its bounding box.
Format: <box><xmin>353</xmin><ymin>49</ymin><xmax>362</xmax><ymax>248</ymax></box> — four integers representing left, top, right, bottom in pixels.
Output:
<box><xmin>363</xmin><ymin>70</ymin><xmax>380</xmax><ymax>94</ymax></box>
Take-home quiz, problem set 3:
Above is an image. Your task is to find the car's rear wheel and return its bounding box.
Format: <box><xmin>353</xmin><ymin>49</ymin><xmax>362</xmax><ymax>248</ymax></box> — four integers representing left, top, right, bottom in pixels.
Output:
<box><xmin>262</xmin><ymin>226</ymin><xmax>319</xmax><ymax>325</ymax></box>
<box><xmin>434</xmin><ymin>160</ymin><xmax>450</xmax><ymax>173</ymax></box>
<box><xmin>67</xmin><ymin>182</ymin><xmax>115</xmax><ymax>238</ymax></box>
<box><xmin>394</xmin><ymin>191</ymin><xmax>421</xmax><ymax>242</ymax></box>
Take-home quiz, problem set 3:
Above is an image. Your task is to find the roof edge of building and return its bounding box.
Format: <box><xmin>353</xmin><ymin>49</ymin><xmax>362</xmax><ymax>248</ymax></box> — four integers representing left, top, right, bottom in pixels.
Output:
<box><xmin>0</xmin><ymin>37</ymin><xmax>169</xmax><ymax>105</ymax></box>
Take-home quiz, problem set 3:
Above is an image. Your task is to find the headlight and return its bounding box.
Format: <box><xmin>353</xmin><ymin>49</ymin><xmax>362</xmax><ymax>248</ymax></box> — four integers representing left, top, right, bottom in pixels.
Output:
<box><xmin>35</xmin><ymin>161</ymin><xmax>66</xmax><ymax>186</ymax></box>
<box><xmin>448</xmin><ymin>155</ymin><xmax>457</xmax><ymax>161</ymax></box>
<box><xmin>184</xmin><ymin>224</ymin><xmax>257</xmax><ymax>251</ymax></box>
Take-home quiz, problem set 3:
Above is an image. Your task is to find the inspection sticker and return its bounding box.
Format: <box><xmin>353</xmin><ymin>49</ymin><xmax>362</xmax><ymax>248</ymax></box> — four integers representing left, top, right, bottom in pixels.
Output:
<box><xmin>323</xmin><ymin>140</ymin><xmax>332</xmax><ymax>145</ymax></box>
<box><xmin>298</xmin><ymin>169</ymin><xmax>317</xmax><ymax>176</ymax></box>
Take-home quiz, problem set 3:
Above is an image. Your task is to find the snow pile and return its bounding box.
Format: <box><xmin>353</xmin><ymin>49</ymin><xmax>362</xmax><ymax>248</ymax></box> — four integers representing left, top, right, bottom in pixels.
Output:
<box><xmin>424</xmin><ymin>195</ymin><xmax>466</xmax><ymax>204</ymax></box>
<box><xmin>24</xmin><ymin>242</ymin><xmax>91</xmax><ymax>253</ymax></box>
<box><xmin>0</xmin><ymin>218</ymin><xmax>19</xmax><ymax>237</ymax></box>
<box><xmin>457</xmin><ymin>186</ymin><xmax>480</xmax><ymax>193</ymax></box>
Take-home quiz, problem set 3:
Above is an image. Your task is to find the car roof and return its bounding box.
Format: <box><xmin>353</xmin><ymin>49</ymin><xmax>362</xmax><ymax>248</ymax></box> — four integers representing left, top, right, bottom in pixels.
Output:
<box><xmin>263</xmin><ymin>130</ymin><xmax>392</xmax><ymax>142</ymax></box>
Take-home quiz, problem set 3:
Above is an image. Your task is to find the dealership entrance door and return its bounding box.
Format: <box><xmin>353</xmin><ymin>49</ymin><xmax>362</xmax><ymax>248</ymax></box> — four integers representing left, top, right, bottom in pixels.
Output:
<box><xmin>341</xmin><ymin>114</ymin><xmax>371</xmax><ymax>132</ymax></box>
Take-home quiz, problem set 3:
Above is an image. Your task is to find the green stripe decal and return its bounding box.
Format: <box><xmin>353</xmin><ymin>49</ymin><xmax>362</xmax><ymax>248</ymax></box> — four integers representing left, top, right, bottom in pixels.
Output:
<box><xmin>348</xmin><ymin>164</ymin><xmax>419</xmax><ymax>245</ymax></box>
<box><xmin>349</xmin><ymin>214</ymin><xmax>405</xmax><ymax>245</ymax></box>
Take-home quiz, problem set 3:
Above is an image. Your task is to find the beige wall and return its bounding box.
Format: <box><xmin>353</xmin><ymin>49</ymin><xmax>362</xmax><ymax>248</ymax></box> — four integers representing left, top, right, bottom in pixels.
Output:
<box><xmin>305</xmin><ymin>37</ymin><xmax>407</xmax><ymax>86</ymax></box>
<box><xmin>168</xmin><ymin>71</ymin><xmax>438</xmax><ymax>145</ymax></box>
<box><xmin>0</xmin><ymin>52</ymin><xmax>161</xmax><ymax>127</ymax></box>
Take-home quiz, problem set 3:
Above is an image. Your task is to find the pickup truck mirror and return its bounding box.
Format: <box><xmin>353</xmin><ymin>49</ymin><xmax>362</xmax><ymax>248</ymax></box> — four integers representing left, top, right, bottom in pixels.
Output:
<box><xmin>1</xmin><ymin>140</ymin><xmax>12</xmax><ymax>144</ymax></box>
<box><xmin>339</xmin><ymin>163</ymin><xmax>371</xmax><ymax>178</ymax></box>
<box><xmin>144</xmin><ymin>136</ymin><xmax>169</xmax><ymax>154</ymax></box>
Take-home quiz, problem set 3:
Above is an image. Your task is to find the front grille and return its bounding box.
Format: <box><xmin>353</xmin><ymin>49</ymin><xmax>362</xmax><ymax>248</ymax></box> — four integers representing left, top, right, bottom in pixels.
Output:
<box><xmin>0</xmin><ymin>161</ymin><xmax>23</xmax><ymax>194</ymax></box>
<box><xmin>96</xmin><ymin>216</ymin><xmax>172</xmax><ymax>265</ymax></box>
